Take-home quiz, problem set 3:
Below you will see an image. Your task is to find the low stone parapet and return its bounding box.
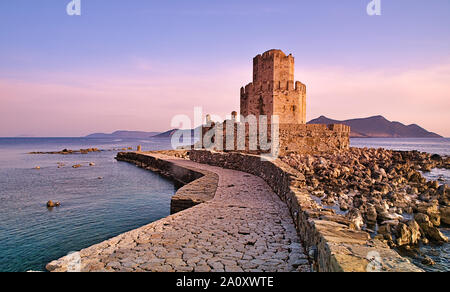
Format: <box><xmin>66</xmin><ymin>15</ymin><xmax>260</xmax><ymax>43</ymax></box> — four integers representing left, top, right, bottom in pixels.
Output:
<box><xmin>116</xmin><ymin>152</ymin><xmax>218</xmax><ymax>214</ymax></box>
<box><xmin>47</xmin><ymin>152</ymin><xmax>308</xmax><ymax>272</ymax></box>
<box><xmin>189</xmin><ymin>150</ymin><xmax>422</xmax><ymax>272</ymax></box>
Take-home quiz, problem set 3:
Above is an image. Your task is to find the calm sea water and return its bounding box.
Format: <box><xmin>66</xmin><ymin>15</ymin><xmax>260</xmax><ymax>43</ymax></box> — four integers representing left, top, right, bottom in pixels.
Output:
<box><xmin>352</xmin><ymin>138</ymin><xmax>450</xmax><ymax>272</ymax></box>
<box><xmin>0</xmin><ymin>137</ymin><xmax>448</xmax><ymax>272</ymax></box>
<box><xmin>351</xmin><ymin>138</ymin><xmax>450</xmax><ymax>156</ymax></box>
<box><xmin>0</xmin><ymin>137</ymin><xmax>175</xmax><ymax>272</ymax></box>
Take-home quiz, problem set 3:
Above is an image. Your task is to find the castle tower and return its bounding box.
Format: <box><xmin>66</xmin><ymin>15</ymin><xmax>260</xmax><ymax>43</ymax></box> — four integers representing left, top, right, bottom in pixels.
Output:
<box><xmin>240</xmin><ymin>49</ymin><xmax>306</xmax><ymax>124</ymax></box>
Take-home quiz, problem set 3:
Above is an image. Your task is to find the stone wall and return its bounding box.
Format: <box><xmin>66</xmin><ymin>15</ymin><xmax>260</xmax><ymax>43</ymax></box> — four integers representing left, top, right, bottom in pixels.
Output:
<box><xmin>47</xmin><ymin>151</ymin><xmax>310</xmax><ymax>273</ymax></box>
<box><xmin>240</xmin><ymin>81</ymin><xmax>306</xmax><ymax>125</ymax></box>
<box><xmin>279</xmin><ymin>123</ymin><xmax>350</xmax><ymax>155</ymax></box>
<box><xmin>188</xmin><ymin>150</ymin><xmax>422</xmax><ymax>272</ymax></box>
<box><xmin>200</xmin><ymin>122</ymin><xmax>350</xmax><ymax>156</ymax></box>
<box><xmin>240</xmin><ymin>49</ymin><xmax>306</xmax><ymax>124</ymax></box>
<box><xmin>116</xmin><ymin>152</ymin><xmax>218</xmax><ymax>214</ymax></box>
<box><xmin>253</xmin><ymin>49</ymin><xmax>294</xmax><ymax>83</ymax></box>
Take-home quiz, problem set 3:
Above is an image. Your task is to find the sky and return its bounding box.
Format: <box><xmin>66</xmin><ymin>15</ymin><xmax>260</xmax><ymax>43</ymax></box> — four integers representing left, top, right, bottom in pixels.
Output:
<box><xmin>0</xmin><ymin>0</ymin><xmax>449</xmax><ymax>137</ymax></box>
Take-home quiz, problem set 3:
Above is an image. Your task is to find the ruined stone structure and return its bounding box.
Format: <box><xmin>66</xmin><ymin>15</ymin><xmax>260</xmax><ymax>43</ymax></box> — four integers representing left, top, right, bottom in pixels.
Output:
<box><xmin>201</xmin><ymin>49</ymin><xmax>350</xmax><ymax>155</ymax></box>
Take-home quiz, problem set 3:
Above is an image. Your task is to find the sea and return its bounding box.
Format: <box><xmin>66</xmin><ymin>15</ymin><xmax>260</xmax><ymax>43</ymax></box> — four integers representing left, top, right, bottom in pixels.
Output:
<box><xmin>0</xmin><ymin>137</ymin><xmax>448</xmax><ymax>272</ymax></box>
<box><xmin>351</xmin><ymin>138</ymin><xmax>450</xmax><ymax>272</ymax></box>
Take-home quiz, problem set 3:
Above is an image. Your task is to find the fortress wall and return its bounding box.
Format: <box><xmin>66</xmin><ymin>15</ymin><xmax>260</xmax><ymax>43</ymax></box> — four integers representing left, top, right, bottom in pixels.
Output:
<box><xmin>241</xmin><ymin>49</ymin><xmax>306</xmax><ymax>125</ymax></box>
<box><xmin>278</xmin><ymin>124</ymin><xmax>350</xmax><ymax>155</ymax></box>
<box><xmin>200</xmin><ymin>122</ymin><xmax>350</xmax><ymax>156</ymax></box>
<box><xmin>189</xmin><ymin>150</ymin><xmax>422</xmax><ymax>272</ymax></box>
<box><xmin>240</xmin><ymin>81</ymin><xmax>306</xmax><ymax>124</ymax></box>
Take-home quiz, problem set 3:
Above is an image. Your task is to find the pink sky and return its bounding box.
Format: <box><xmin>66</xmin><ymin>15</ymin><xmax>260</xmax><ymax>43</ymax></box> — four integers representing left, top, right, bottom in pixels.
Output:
<box><xmin>0</xmin><ymin>59</ymin><xmax>449</xmax><ymax>137</ymax></box>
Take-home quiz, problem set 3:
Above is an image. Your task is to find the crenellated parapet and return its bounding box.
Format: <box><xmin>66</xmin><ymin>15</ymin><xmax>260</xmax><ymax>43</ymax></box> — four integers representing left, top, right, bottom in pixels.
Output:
<box><xmin>241</xmin><ymin>80</ymin><xmax>306</xmax><ymax>96</ymax></box>
<box><xmin>240</xmin><ymin>49</ymin><xmax>307</xmax><ymax>124</ymax></box>
<box><xmin>204</xmin><ymin>49</ymin><xmax>350</xmax><ymax>155</ymax></box>
<box><xmin>253</xmin><ymin>49</ymin><xmax>295</xmax><ymax>84</ymax></box>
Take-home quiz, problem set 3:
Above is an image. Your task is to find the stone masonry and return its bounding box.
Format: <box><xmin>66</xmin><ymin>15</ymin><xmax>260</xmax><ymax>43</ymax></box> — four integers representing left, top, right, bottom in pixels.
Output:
<box><xmin>241</xmin><ymin>49</ymin><xmax>306</xmax><ymax>124</ymax></box>
<box><xmin>46</xmin><ymin>152</ymin><xmax>310</xmax><ymax>272</ymax></box>
<box><xmin>188</xmin><ymin>150</ymin><xmax>422</xmax><ymax>272</ymax></box>
<box><xmin>200</xmin><ymin>49</ymin><xmax>350</xmax><ymax>155</ymax></box>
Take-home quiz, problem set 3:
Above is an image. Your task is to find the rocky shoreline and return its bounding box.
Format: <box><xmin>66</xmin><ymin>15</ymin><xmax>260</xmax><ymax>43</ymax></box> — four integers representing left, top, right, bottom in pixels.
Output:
<box><xmin>45</xmin><ymin>149</ymin><xmax>429</xmax><ymax>272</ymax></box>
<box><xmin>29</xmin><ymin>147</ymin><xmax>135</xmax><ymax>155</ymax></box>
<box><xmin>281</xmin><ymin>147</ymin><xmax>449</xmax><ymax>266</ymax></box>
<box><xmin>29</xmin><ymin>148</ymin><xmax>102</xmax><ymax>155</ymax></box>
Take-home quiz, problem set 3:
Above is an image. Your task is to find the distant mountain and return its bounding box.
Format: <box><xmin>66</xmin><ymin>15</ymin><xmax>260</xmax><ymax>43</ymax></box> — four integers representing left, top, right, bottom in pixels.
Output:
<box><xmin>85</xmin><ymin>130</ymin><xmax>161</xmax><ymax>139</ymax></box>
<box><xmin>152</xmin><ymin>129</ymin><xmax>195</xmax><ymax>138</ymax></box>
<box><xmin>308</xmin><ymin>115</ymin><xmax>442</xmax><ymax>138</ymax></box>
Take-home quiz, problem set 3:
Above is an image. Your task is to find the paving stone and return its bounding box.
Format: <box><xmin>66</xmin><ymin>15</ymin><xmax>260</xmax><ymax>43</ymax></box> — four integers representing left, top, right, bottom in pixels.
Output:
<box><xmin>46</xmin><ymin>154</ymin><xmax>308</xmax><ymax>272</ymax></box>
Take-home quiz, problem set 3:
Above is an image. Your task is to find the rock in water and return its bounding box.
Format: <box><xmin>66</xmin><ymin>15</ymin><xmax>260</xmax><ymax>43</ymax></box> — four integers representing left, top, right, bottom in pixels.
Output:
<box><xmin>47</xmin><ymin>201</ymin><xmax>61</xmax><ymax>208</ymax></box>
<box><xmin>416</xmin><ymin>201</ymin><xmax>441</xmax><ymax>227</ymax></box>
<box><xmin>440</xmin><ymin>206</ymin><xmax>450</xmax><ymax>226</ymax></box>
<box><xmin>347</xmin><ymin>208</ymin><xmax>364</xmax><ymax>230</ymax></box>
<box><xmin>421</xmin><ymin>256</ymin><xmax>435</xmax><ymax>266</ymax></box>
<box><xmin>415</xmin><ymin>213</ymin><xmax>448</xmax><ymax>243</ymax></box>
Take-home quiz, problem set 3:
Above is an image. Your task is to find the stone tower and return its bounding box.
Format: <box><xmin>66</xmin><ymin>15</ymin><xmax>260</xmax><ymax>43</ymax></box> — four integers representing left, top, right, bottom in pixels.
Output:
<box><xmin>240</xmin><ymin>49</ymin><xmax>306</xmax><ymax>124</ymax></box>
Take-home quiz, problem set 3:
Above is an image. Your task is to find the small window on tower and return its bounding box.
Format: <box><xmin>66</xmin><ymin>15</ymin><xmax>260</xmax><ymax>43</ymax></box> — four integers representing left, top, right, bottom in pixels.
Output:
<box><xmin>259</xmin><ymin>96</ymin><xmax>264</xmax><ymax>115</ymax></box>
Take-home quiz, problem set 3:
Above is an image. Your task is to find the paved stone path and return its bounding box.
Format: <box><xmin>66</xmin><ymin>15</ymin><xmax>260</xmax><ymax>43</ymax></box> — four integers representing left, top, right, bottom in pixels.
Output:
<box><xmin>46</xmin><ymin>154</ymin><xmax>310</xmax><ymax>272</ymax></box>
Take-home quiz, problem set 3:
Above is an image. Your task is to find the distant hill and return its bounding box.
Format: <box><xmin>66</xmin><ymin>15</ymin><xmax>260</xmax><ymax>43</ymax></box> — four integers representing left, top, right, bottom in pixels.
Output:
<box><xmin>152</xmin><ymin>128</ymin><xmax>195</xmax><ymax>138</ymax></box>
<box><xmin>308</xmin><ymin>115</ymin><xmax>442</xmax><ymax>138</ymax></box>
<box><xmin>85</xmin><ymin>130</ymin><xmax>161</xmax><ymax>139</ymax></box>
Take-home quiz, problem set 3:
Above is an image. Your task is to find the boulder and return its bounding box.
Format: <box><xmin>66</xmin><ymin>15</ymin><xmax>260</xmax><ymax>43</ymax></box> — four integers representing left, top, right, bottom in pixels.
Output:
<box><xmin>429</xmin><ymin>181</ymin><xmax>439</xmax><ymax>190</ymax></box>
<box><xmin>437</xmin><ymin>185</ymin><xmax>449</xmax><ymax>206</ymax></box>
<box><xmin>439</xmin><ymin>206</ymin><xmax>450</xmax><ymax>226</ymax></box>
<box><xmin>408</xmin><ymin>220</ymin><xmax>422</xmax><ymax>245</ymax></box>
<box><xmin>437</xmin><ymin>184</ymin><xmax>448</xmax><ymax>195</ymax></box>
<box><xmin>396</xmin><ymin>220</ymin><xmax>421</xmax><ymax>247</ymax></box>
<box><xmin>378</xmin><ymin>224</ymin><xmax>392</xmax><ymax>235</ymax></box>
<box><xmin>396</xmin><ymin>223</ymin><xmax>412</xmax><ymax>246</ymax></box>
<box><xmin>346</xmin><ymin>208</ymin><xmax>364</xmax><ymax>230</ymax></box>
<box><xmin>421</xmin><ymin>164</ymin><xmax>432</xmax><ymax>172</ymax></box>
<box><xmin>430</xmin><ymin>154</ymin><xmax>441</xmax><ymax>161</ymax></box>
<box><xmin>365</xmin><ymin>204</ymin><xmax>377</xmax><ymax>223</ymax></box>
<box><xmin>378</xmin><ymin>211</ymin><xmax>403</xmax><ymax>221</ymax></box>
<box><xmin>414</xmin><ymin>213</ymin><xmax>448</xmax><ymax>243</ymax></box>
<box><xmin>339</xmin><ymin>199</ymin><xmax>350</xmax><ymax>211</ymax></box>
<box><xmin>421</xmin><ymin>256</ymin><xmax>435</xmax><ymax>266</ymax></box>
<box><xmin>416</xmin><ymin>201</ymin><xmax>441</xmax><ymax>227</ymax></box>
<box><xmin>321</xmin><ymin>194</ymin><xmax>335</xmax><ymax>206</ymax></box>
<box><xmin>47</xmin><ymin>201</ymin><xmax>61</xmax><ymax>208</ymax></box>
